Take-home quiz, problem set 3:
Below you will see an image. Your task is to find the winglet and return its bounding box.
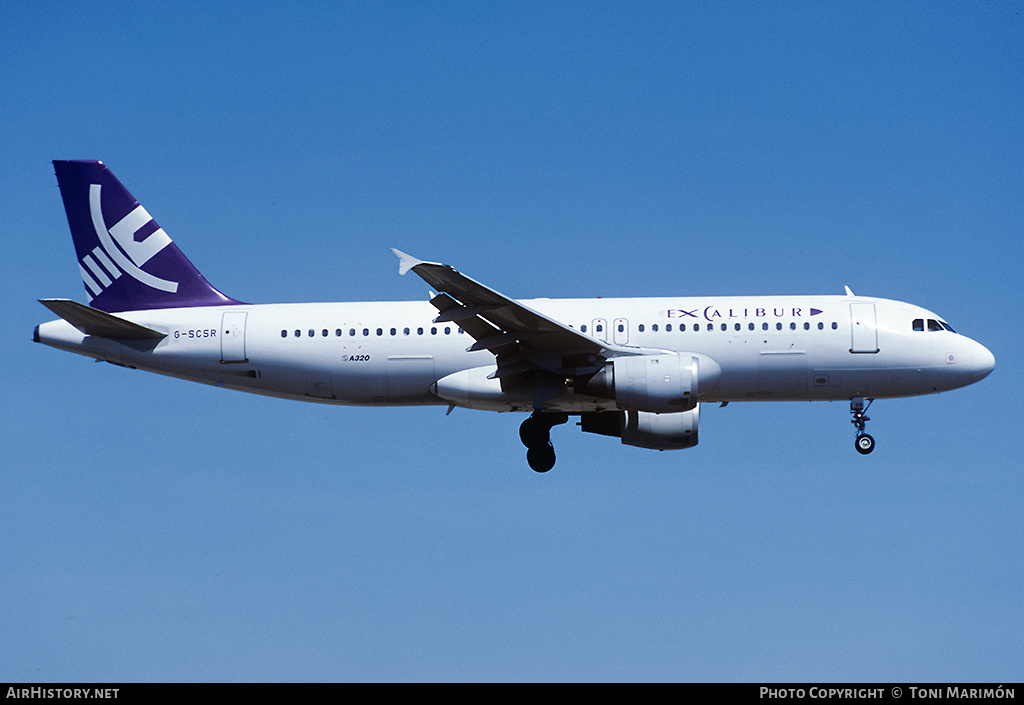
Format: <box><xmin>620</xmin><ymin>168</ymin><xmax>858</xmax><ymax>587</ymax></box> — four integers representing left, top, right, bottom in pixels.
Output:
<box><xmin>391</xmin><ymin>248</ymin><xmax>423</xmax><ymax>276</ymax></box>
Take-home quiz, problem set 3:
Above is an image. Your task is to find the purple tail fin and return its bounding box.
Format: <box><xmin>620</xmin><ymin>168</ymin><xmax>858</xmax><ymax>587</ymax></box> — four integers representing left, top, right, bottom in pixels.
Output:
<box><xmin>53</xmin><ymin>160</ymin><xmax>245</xmax><ymax>312</ymax></box>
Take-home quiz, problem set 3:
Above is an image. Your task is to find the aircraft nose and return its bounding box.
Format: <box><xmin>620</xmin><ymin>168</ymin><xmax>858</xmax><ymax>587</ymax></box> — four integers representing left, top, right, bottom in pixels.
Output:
<box><xmin>966</xmin><ymin>340</ymin><xmax>995</xmax><ymax>383</ymax></box>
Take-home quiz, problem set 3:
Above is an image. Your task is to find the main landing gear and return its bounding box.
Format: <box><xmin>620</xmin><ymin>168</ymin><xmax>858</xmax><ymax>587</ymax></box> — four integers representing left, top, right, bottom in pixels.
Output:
<box><xmin>519</xmin><ymin>411</ymin><xmax>568</xmax><ymax>473</ymax></box>
<box><xmin>850</xmin><ymin>397</ymin><xmax>875</xmax><ymax>455</ymax></box>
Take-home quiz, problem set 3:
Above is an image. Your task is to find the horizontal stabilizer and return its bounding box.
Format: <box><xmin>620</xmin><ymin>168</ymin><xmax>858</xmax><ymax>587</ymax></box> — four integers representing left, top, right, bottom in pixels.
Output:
<box><xmin>39</xmin><ymin>299</ymin><xmax>166</xmax><ymax>340</ymax></box>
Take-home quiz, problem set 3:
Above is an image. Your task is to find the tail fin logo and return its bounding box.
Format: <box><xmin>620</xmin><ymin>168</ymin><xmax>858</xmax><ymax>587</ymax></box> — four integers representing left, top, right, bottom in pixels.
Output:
<box><xmin>79</xmin><ymin>183</ymin><xmax>178</xmax><ymax>299</ymax></box>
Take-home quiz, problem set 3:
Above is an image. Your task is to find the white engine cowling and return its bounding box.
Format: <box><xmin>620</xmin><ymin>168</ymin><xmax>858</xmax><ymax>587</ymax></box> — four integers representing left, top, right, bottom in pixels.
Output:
<box><xmin>580</xmin><ymin>407</ymin><xmax>699</xmax><ymax>450</ymax></box>
<box><xmin>582</xmin><ymin>353</ymin><xmax>720</xmax><ymax>413</ymax></box>
<box><xmin>615</xmin><ymin>354</ymin><xmax>696</xmax><ymax>412</ymax></box>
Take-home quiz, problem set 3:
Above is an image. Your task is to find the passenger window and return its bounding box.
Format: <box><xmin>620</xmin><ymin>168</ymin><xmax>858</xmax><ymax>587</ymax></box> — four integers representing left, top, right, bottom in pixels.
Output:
<box><xmin>281</xmin><ymin>330</ymin><xmax>287</xmax><ymax>338</ymax></box>
<box><xmin>762</xmin><ymin>323</ymin><xmax>769</xmax><ymax>331</ymax></box>
<box><xmin>776</xmin><ymin>323</ymin><xmax>783</xmax><ymax>331</ymax></box>
<box><xmin>335</xmin><ymin>329</ymin><xmax>342</xmax><ymax>337</ymax></box>
<box><xmin>803</xmin><ymin>322</ymin><xmax>810</xmax><ymax>330</ymax></box>
<box><xmin>431</xmin><ymin>327</ymin><xmax>437</xmax><ymax>335</ymax></box>
<box><xmin>832</xmin><ymin>322</ymin><xmax>838</xmax><ymax>330</ymax></box>
<box><xmin>376</xmin><ymin>328</ymin><xmax>383</xmax><ymax>336</ymax></box>
<box><xmin>404</xmin><ymin>327</ymin><xmax>410</xmax><ymax>335</ymax></box>
<box><xmin>748</xmin><ymin>323</ymin><xmax>754</xmax><ymax>331</ymax></box>
<box><xmin>349</xmin><ymin>328</ymin><xmax>356</xmax><ymax>337</ymax></box>
<box><xmin>913</xmin><ymin>319</ymin><xmax>924</xmax><ymax>332</ymax></box>
<box><xmin>721</xmin><ymin>324</ymin><xmax>727</xmax><ymax>331</ymax></box>
<box><xmin>581</xmin><ymin>324</ymin><xmax>587</xmax><ymax>333</ymax></box>
<box><xmin>390</xmin><ymin>328</ymin><xmax>397</xmax><ymax>336</ymax></box>
<box><xmin>790</xmin><ymin>322</ymin><xmax>797</xmax><ymax>330</ymax></box>
<box><xmin>362</xmin><ymin>328</ymin><xmax>369</xmax><ymax>336</ymax></box>
<box><xmin>444</xmin><ymin>327</ymin><xmax>451</xmax><ymax>334</ymax></box>
<box><xmin>638</xmin><ymin>324</ymin><xmax>645</xmax><ymax>332</ymax></box>
<box><xmin>322</xmin><ymin>329</ymin><xmax>328</xmax><ymax>337</ymax></box>
<box><xmin>707</xmin><ymin>323</ymin><xmax>713</xmax><ymax>331</ymax></box>
<box><xmin>652</xmin><ymin>324</ymin><xmax>659</xmax><ymax>332</ymax></box>
<box><xmin>308</xmin><ymin>329</ymin><xmax>314</xmax><ymax>337</ymax></box>
<box><xmin>666</xmin><ymin>324</ymin><xmax>672</xmax><ymax>332</ymax></box>
<box><xmin>735</xmin><ymin>323</ymin><xmax>741</xmax><ymax>331</ymax></box>
<box><xmin>818</xmin><ymin>322</ymin><xmax>824</xmax><ymax>330</ymax></box>
<box><xmin>417</xmin><ymin>327</ymin><xmax>424</xmax><ymax>335</ymax></box>
<box><xmin>294</xmin><ymin>330</ymin><xmax>301</xmax><ymax>338</ymax></box>
<box><xmin>680</xmin><ymin>324</ymin><xmax>686</xmax><ymax>332</ymax></box>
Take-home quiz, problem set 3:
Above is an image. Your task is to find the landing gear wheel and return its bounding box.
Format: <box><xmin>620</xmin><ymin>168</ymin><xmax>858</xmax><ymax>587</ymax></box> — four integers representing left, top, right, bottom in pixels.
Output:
<box><xmin>519</xmin><ymin>415</ymin><xmax>548</xmax><ymax>448</ymax></box>
<box><xmin>855</xmin><ymin>433</ymin><xmax>875</xmax><ymax>455</ymax></box>
<box><xmin>527</xmin><ymin>445</ymin><xmax>556</xmax><ymax>473</ymax></box>
<box><xmin>519</xmin><ymin>411</ymin><xmax>567</xmax><ymax>472</ymax></box>
<box><xmin>850</xmin><ymin>398</ymin><xmax>876</xmax><ymax>455</ymax></box>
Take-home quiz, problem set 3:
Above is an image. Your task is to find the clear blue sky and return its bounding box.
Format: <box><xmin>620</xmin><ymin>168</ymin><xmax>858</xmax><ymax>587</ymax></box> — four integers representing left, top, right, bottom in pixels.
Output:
<box><xmin>2</xmin><ymin>1</ymin><xmax>1021</xmax><ymax>682</ymax></box>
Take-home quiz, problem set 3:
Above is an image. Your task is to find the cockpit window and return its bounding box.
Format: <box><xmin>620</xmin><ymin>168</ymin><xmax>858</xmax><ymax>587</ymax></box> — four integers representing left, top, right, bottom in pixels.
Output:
<box><xmin>914</xmin><ymin>318</ymin><xmax>956</xmax><ymax>333</ymax></box>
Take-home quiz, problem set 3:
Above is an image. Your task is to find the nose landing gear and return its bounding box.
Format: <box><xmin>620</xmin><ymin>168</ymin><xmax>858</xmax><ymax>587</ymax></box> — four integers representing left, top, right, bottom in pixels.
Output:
<box><xmin>519</xmin><ymin>411</ymin><xmax>568</xmax><ymax>472</ymax></box>
<box><xmin>851</xmin><ymin>397</ymin><xmax>875</xmax><ymax>455</ymax></box>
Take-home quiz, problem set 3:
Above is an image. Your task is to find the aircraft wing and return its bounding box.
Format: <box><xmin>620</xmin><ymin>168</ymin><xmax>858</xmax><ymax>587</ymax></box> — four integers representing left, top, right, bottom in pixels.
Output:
<box><xmin>393</xmin><ymin>249</ymin><xmax>620</xmax><ymax>382</ymax></box>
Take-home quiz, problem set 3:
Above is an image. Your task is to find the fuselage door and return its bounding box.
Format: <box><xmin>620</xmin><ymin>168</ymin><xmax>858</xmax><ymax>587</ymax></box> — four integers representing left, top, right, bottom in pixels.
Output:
<box><xmin>221</xmin><ymin>311</ymin><xmax>248</xmax><ymax>362</ymax></box>
<box><xmin>850</xmin><ymin>303</ymin><xmax>879</xmax><ymax>354</ymax></box>
<box><xmin>613</xmin><ymin>318</ymin><xmax>629</xmax><ymax>345</ymax></box>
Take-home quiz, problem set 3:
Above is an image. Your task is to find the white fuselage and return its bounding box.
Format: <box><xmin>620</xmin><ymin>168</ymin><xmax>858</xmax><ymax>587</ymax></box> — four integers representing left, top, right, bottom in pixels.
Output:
<box><xmin>35</xmin><ymin>293</ymin><xmax>995</xmax><ymax>413</ymax></box>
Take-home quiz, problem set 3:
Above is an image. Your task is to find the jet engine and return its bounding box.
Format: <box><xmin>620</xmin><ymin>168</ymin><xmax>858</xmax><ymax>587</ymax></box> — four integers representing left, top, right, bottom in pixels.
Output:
<box><xmin>580</xmin><ymin>353</ymin><xmax>720</xmax><ymax>414</ymax></box>
<box><xmin>580</xmin><ymin>407</ymin><xmax>699</xmax><ymax>450</ymax></box>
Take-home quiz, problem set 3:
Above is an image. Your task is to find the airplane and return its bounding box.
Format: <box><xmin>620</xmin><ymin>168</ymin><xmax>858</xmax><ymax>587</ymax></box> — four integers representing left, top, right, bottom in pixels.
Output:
<box><xmin>34</xmin><ymin>160</ymin><xmax>995</xmax><ymax>472</ymax></box>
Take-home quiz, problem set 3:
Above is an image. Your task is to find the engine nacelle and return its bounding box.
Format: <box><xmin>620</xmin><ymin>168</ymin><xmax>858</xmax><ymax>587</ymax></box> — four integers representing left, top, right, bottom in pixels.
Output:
<box><xmin>581</xmin><ymin>353</ymin><xmax>720</xmax><ymax>413</ymax></box>
<box><xmin>581</xmin><ymin>407</ymin><xmax>699</xmax><ymax>450</ymax></box>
